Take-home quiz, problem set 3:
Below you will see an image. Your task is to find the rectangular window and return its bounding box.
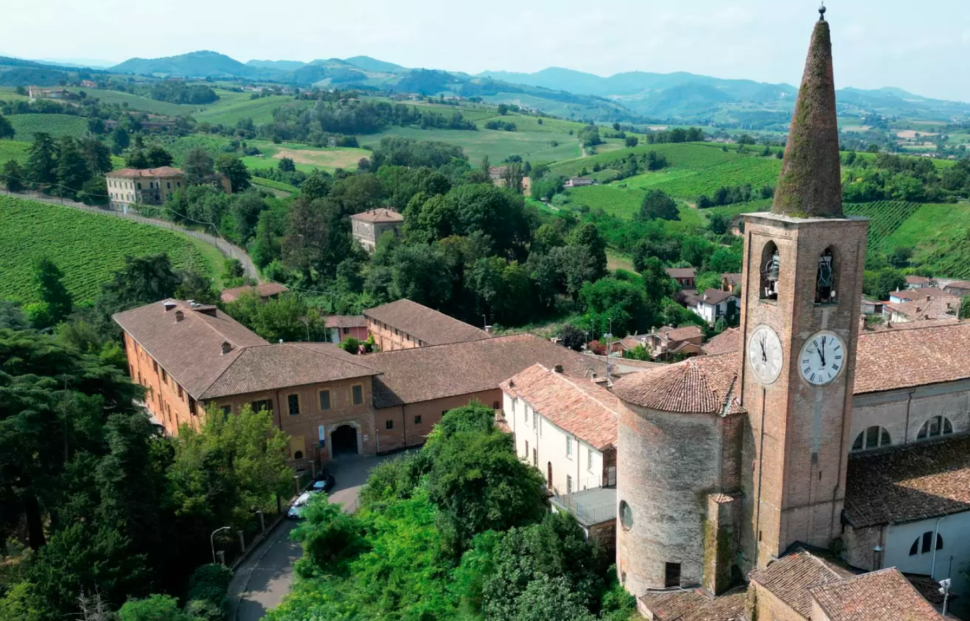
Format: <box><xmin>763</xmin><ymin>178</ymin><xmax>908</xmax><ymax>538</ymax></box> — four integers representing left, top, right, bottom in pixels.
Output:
<box><xmin>166</xmin><ymin>182</ymin><xmax>171</xmax><ymax>189</ymax></box>
<box><xmin>319</xmin><ymin>390</ymin><xmax>331</xmax><ymax>411</ymax></box>
<box><xmin>221</xmin><ymin>405</ymin><xmax>232</xmax><ymax>417</ymax></box>
<box><xmin>533</xmin><ymin>448</ymin><xmax>537</xmax><ymax>466</ymax></box>
<box><xmin>343</xmin><ymin>327</ymin><xmax>350</xmax><ymax>335</ymax></box>
<box><xmin>251</xmin><ymin>399</ymin><xmax>273</xmax><ymax>412</ymax></box>
<box><xmin>414</xmin><ymin>415</ymin><xmax>422</xmax><ymax>424</ymax></box>
<box><xmin>525</xmin><ymin>440</ymin><xmax>529</xmax><ymax>459</ymax></box>
<box><xmin>524</xmin><ymin>407</ymin><xmax>529</xmax><ymax>425</ymax></box>
<box><xmin>287</xmin><ymin>394</ymin><xmax>300</xmax><ymax>415</ymax></box>
<box><xmin>385</xmin><ymin>419</ymin><xmax>394</xmax><ymax>430</ymax></box>
<box><xmin>352</xmin><ymin>384</ymin><xmax>363</xmax><ymax>405</ymax></box>
<box><xmin>162</xmin><ymin>369</ymin><xmax>168</xmax><ymax>384</ymax></box>
<box><xmin>566</xmin><ymin>436</ymin><xmax>573</xmax><ymax>457</ymax></box>
<box><xmin>153</xmin><ymin>360</ymin><xmax>159</xmax><ymax>374</ymax></box>
<box><xmin>177</xmin><ymin>385</ymin><xmax>184</xmax><ymax>400</ymax></box>
<box><xmin>188</xmin><ymin>397</ymin><xmax>197</xmax><ymax>416</ymax></box>
<box><xmin>566</xmin><ymin>475</ymin><xmax>573</xmax><ymax>494</ymax></box>
<box><xmin>664</xmin><ymin>563</ymin><xmax>681</xmax><ymax>588</ymax></box>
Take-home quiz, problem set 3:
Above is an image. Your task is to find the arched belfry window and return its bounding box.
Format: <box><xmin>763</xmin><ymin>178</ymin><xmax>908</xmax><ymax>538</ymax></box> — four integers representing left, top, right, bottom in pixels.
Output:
<box><xmin>815</xmin><ymin>248</ymin><xmax>837</xmax><ymax>304</ymax></box>
<box><xmin>760</xmin><ymin>242</ymin><xmax>780</xmax><ymax>301</ymax></box>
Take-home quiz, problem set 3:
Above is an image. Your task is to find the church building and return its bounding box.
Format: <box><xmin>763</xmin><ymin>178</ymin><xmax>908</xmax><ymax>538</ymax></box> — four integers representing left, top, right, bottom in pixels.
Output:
<box><xmin>612</xmin><ymin>8</ymin><xmax>958</xmax><ymax>620</ymax></box>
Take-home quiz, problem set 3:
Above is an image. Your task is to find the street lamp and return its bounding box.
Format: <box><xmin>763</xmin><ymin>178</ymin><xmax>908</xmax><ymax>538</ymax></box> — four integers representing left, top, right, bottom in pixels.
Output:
<box><xmin>210</xmin><ymin>526</ymin><xmax>231</xmax><ymax>565</ymax></box>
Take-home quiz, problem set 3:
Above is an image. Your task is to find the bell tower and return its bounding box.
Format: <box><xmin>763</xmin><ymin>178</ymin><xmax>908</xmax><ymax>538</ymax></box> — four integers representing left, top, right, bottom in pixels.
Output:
<box><xmin>738</xmin><ymin>7</ymin><xmax>868</xmax><ymax>572</ymax></box>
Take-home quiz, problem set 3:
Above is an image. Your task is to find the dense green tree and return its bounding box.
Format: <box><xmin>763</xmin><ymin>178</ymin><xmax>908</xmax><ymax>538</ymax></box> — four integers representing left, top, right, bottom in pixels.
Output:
<box><xmin>125</xmin><ymin>149</ymin><xmax>150</xmax><ymax>170</ymax></box>
<box><xmin>25</xmin><ymin>132</ymin><xmax>58</xmax><ymax>186</ymax></box>
<box><xmin>117</xmin><ymin>595</ymin><xmax>191</xmax><ymax>621</ymax></box>
<box><xmin>96</xmin><ymin>254</ymin><xmax>181</xmax><ymax>321</ymax></box>
<box><xmin>580</xmin><ymin>277</ymin><xmax>649</xmax><ymax>337</ymax></box>
<box><xmin>625</xmin><ymin>136</ymin><xmax>638</xmax><ymax>148</ymax></box>
<box><xmin>391</xmin><ymin>243</ymin><xmax>453</xmax><ymax>308</ymax></box>
<box><xmin>278</xmin><ymin>157</ymin><xmax>296</xmax><ymax>172</ymax></box>
<box><xmin>299</xmin><ymin>170</ymin><xmax>332</xmax><ymax>201</ymax></box>
<box><xmin>2</xmin><ymin>159</ymin><xmax>25</xmax><ymax>191</ymax></box>
<box><xmin>112</xmin><ymin>126</ymin><xmax>130</xmax><ymax>152</ymax></box>
<box><xmin>145</xmin><ymin>144</ymin><xmax>174</xmax><ymax>168</ymax></box>
<box><xmin>224</xmin><ymin>293</ymin><xmax>327</xmax><ymax>343</ymax></box>
<box><xmin>863</xmin><ymin>268</ymin><xmax>907</xmax><ymax>301</ymax></box>
<box><xmin>33</xmin><ymin>258</ymin><xmax>73</xmax><ymax>327</ymax></box>
<box><xmin>0</xmin><ymin>112</ymin><xmax>14</xmax><ymax>140</ymax></box>
<box><xmin>79</xmin><ymin>137</ymin><xmax>112</xmax><ymax>175</ymax></box>
<box><xmin>174</xmin><ymin>269</ymin><xmax>218</xmax><ymax>305</ymax></box>
<box><xmin>708</xmin><ymin>213</ymin><xmax>730</xmax><ymax>235</ymax></box>
<box><xmin>559</xmin><ymin>323</ymin><xmax>586</xmax><ymax>351</ymax></box>
<box><xmin>637</xmin><ymin>190</ymin><xmax>680</xmax><ymax>221</ymax></box>
<box><xmin>183</xmin><ymin>149</ymin><xmax>214</xmax><ymax>186</ymax></box>
<box><xmin>680</xmin><ymin>235</ymin><xmax>715</xmax><ymax>268</ymax></box>
<box><xmin>566</xmin><ymin>223</ymin><xmax>608</xmax><ymax>281</ymax></box>
<box><xmin>215</xmin><ymin>154</ymin><xmax>251</xmax><ymax>192</ymax></box>
<box><xmin>640</xmin><ymin>257</ymin><xmax>676</xmax><ymax>307</ymax></box>
<box><xmin>54</xmin><ymin>137</ymin><xmax>91</xmax><ymax>197</ymax></box>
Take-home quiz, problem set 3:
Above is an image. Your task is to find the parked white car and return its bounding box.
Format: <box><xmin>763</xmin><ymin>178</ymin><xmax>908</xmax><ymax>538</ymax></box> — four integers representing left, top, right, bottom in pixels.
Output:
<box><xmin>287</xmin><ymin>491</ymin><xmax>314</xmax><ymax>520</ymax></box>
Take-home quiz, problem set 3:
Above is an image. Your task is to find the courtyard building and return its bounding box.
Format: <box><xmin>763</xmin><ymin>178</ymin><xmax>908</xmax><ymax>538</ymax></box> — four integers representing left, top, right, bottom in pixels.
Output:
<box><xmin>364</xmin><ymin>298</ymin><xmax>489</xmax><ymax>351</ymax></box>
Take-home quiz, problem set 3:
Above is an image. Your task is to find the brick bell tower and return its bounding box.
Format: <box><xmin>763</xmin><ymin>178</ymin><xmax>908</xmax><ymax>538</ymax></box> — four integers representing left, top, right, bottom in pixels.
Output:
<box><xmin>738</xmin><ymin>6</ymin><xmax>868</xmax><ymax>572</ymax></box>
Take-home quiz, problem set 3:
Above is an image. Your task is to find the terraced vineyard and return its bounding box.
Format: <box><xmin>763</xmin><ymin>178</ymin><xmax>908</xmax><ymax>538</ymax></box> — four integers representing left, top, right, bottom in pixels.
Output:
<box><xmin>0</xmin><ymin>196</ymin><xmax>220</xmax><ymax>303</ymax></box>
<box><xmin>842</xmin><ymin>201</ymin><xmax>923</xmax><ymax>251</ymax></box>
<box><xmin>7</xmin><ymin>114</ymin><xmax>89</xmax><ymax>142</ymax></box>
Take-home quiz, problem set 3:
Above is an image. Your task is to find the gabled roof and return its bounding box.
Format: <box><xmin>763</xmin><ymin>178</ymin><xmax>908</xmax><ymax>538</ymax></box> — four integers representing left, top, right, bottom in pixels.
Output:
<box><xmin>809</xmin><ymin>568</ymin><xmax>943</xmax><ymax>621</ymax></box>
<box><xmin>655</xmin><ymin>325</ymin><xmax>704</xmax><ymax>343</ymax></box>
<box><xmin>113</xmin><ymin>300</ymin><xmax>268</xmax><ymax>399</ymax></box>
<box><xmin>665</xmin><ymin>267</ymin><xmax>696</xmax><ymax>279</ymax></box>
<box><xmin>612</xmin><ymin>352</ymin><xmax>743</xmax><ymax>415</ymax></box>
<box><xmin>365</xmin><ymin>333</ymin><xmax>606</xmax><ymax>408</ymax></box>
<box><xmin>771</xmin><ymin>16</ymin><xmax>843</xmax><ymax>218</ymax></box>
<box><xmin>844</xmin><ymin>434</ymin><xmax>970</xmax><ymax>528</ymax></box>
<box><xmin>906</xmin><ymin>275</ymin><xmax>933</xmax><ymax>285</ymax></box>
<box><xmin>350</xmin><ymin>208</ymin><xmax>404</xmax><ymax>223</ymax></box>
<box><xmin>364</xmin><ymin>299</ymin><xmax>489</xmax><ymax>346</ymax></box>
<box><xmin>854</xmin><ymin>322</ymin><xmax>970</xmax><ymax>394</ymax></box>
<box><xmin>749</xmin><ymin>551</ymin><xmax>856</xmax><ymax>618</ymax></box>
<box><xmin>200</xmin><ymin>343</ymin><xmax>378</xmax><ymax>400</ymax></box>
<box><xmin>891</xmin><ymin>287</ymin><xmax>950</xmax><ymax>301</ymax></box>
<box><xmin>501</xmin><ymin>364</ymin><xmax>623</xmax><ymax>450</ymax></box>
<box><xmin>702</xmin><ymin>328</ymin><xmax>741</xmax><ymax>356</ymax></box>
<box><xmin>883</xmin><ymin>296</ymin><xmax>961</xmax><ymax>322</ymax></box>
<box><xmin>220</xmin><ymin>282</ymin><xmax>289</xmax><ymax>303</ymax></box>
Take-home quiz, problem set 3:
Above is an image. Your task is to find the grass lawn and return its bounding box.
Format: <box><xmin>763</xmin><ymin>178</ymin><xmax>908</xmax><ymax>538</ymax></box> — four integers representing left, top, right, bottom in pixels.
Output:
<box><xmin>7</xmin><ymin>114</ymin><xmax>90</xmax><ymax>142</ymax></box>
<box><xmin>0</xmin><ymin>139</ymin><xmax>31</xmax><ymax>164</ymax></box>
<box><xmin>0</xmin><ymin>195</ymin><xmax>222</xmax><ymax>303</ymax></box>
<box><xmin>0</xmin><ymin>87</ymin><xmax>29</xmax><ymax>102</ymax></box>
<box><xmin>360</xmin><ymin>125</ymin><xmax>581</xmax><ymax>164</ymax></box>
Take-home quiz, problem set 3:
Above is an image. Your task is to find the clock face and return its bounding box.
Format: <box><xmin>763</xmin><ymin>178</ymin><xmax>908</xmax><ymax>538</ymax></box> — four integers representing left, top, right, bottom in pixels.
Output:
<box><xmin>748</xmin><ymin>325</ymin><xmax>783</xmax><ymax>384</ymax></box>
<box><xmin>799</xmin><ymin>331</ymin><xmax>847</xmax><ymax>386</ymax></box>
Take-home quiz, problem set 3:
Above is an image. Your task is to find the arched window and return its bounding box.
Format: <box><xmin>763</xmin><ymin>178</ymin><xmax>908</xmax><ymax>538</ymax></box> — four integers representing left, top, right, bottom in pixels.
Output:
<box><xmin>815</xmin><ymin>247</ymin><xmax>837</xmax><ymax>304</ymax></box>
<box><xmin>851</xmin><ymin>426</ymin><xmax>891</xmax><ymax>452</ymax></box>
<box><xmin>760</xmin><ymin>242</ymin><xmax>780</xmax><ymax>301</ymax></box>
<box><xmin>619</xmin><ymin>500</ymin><xmax>633</xmax><ymax>530</ymax></box>
<box><xmin>909</xmin><ymin>532</ymin><xmax>943</xmax><ymax>555</ymax></box>
<box><xmin>916</xmin><ymin>415</ymin><xmax>954</xmax><ymax>440</ymax></box>
<box><xmin>294</xmin><ymin>450</ymin><xmax>304</xmax><ymax>460</ymax></box>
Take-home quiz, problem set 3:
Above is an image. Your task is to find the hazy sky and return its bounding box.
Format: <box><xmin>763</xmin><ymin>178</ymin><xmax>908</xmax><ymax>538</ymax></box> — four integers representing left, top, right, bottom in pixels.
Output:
<box><xmin>4</xmin><ymin>0</ymin><xmax>970</xmax><ymax>101</ymax></box>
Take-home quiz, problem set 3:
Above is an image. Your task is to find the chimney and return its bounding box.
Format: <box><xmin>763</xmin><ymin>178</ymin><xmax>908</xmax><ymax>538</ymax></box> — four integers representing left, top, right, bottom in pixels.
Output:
<box><xmin>175</xmin><ymin>310</ymin><xmax>184</xmax><ymax>322</ymax></box>
<box><xmin>221</xmin><ymin>341</ymin><xmax>232</xmax><ymax>355</ymax></box>
<box><xmin>163</xmin><ymin>301</ymin><xmax>176</xmax><ymax>312</ymax></box>
<box><xmin>554</xmin><ymin>364</ymin><xmax>564</xmax><ymax>374</ymax></box>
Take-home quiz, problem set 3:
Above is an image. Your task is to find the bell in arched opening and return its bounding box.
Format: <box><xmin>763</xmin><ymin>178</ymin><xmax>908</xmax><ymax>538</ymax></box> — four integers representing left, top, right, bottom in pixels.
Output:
<box><xmin>761</xmin><ymin>244</ymin><xmax>781</xmax><ymax>301</ymax></box>
<box><xmin>816</xmin><ymin>248</ymin><xmax>837</xmax><ymax>304</ymax></box>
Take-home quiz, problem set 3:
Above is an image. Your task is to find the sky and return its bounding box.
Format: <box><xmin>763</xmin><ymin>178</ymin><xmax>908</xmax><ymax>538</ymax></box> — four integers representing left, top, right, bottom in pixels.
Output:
<box><xmin>4</xmin><ymin>0</ymin><xmax>970</xmax><ymax>102</ymax></box>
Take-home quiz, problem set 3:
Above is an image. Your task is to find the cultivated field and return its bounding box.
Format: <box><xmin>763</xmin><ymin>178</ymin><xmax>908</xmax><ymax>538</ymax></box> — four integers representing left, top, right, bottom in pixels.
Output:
<box><xmin>0</xmin><ymin>196</ymin><xmax>222</xmax><ymax>303</ymax></box>
<box><xmin>194</xmin><ymin>94</ymin><xmax>308</xmax><ymax>126</ymax></box>
<box><xmin>7</xmin><ymin>114</ymin><xmax>89</xmax><ymax>142</ymax></box>
<box><xmin>360</xmin><ymin>125</ymin><xmax>581</xmax><ymax>164</ymax></box>
<box><xmin>242</xmin><ymin>144</ymin><xmax>370</xmax><ymax>173</ymax></box>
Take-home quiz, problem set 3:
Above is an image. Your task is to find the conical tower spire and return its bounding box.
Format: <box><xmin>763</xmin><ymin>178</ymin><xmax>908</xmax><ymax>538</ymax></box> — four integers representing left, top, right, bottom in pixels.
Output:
<box><xmin>772</xmin><ymin>10</ymin><xmax>843</xmax><ymax>218</ymax></box>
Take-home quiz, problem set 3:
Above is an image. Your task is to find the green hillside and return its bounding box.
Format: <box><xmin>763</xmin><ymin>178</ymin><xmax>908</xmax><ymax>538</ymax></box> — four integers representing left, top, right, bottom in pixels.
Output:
<box><xmin>7</xmin><ymin>114</ymin><xmax>89</xmax><ymax>142</ymax></box>
<box><xmin>0</xmin><ymin>140</ymin><xmax>30</xmax><ymax>164</ymax></box>
<box><xmin>194</xmin><ymin>94</ymin><xmax>308</xmax><ymax>126</ymax></box>
<box><xmin>0</xmin><ymin>196</ymin><xmax>222</xmax><ymax>303</ymax></box>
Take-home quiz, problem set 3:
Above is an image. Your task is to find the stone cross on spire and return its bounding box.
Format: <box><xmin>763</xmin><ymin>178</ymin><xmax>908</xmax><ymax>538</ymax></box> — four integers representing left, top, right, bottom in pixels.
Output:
<box><xmin>771</xmin><ymin>9</ymin><xmax>843</xmax><ymax>218</ymax></box>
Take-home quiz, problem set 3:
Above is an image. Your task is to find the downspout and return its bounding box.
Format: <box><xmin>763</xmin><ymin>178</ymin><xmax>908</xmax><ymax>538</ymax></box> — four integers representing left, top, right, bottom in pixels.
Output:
<box><xmin>754</xmin><ymin>387</ymin><xmax>767</xmax><ymax>559</ymax></box>
<box><xmin>904</xmin><ymin>391</ymin><xmax>914</xmax><ymax>444</ymax></box>
<box><xmin>275</xmin><ymin>389</ymin><xmax>283</xmax><ymax>431</ymax></box>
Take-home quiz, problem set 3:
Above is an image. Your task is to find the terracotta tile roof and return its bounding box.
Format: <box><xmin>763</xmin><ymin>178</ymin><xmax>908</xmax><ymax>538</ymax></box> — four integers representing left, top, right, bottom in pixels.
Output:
<box><xmin>749</xmin><ymin>551</ymin><xmax>857</xmax><ymax>618</ymax></box>
<box><xmin>702</xmin><ymin>328</ymin><xmax>741</xmax><ymax>356</ymax></box>
<box><xmin>612</xmin><ymin>352</ymin><xmax>743</xmax><ymax>415</ymax></box>
<box><xmin>809</xmin><ymin>568</ymin><xmax>943</xmax><ymax>621</ymax></box>
<box><xmin>200</xmin><ymin>343</ymin><xmax>378</xmax><ymax>399</ymax></box>
<box><xmin>722</xmin><ymin>273</ymin><xmax>743</xmax><ymax>285</ymax></box>
<box><xmin>854</xmin><ymin>322</ymin><xmax>970</xmax><ymax>394</ymax></box>
<box><xmin>883</xmin><ymin>296</ymin><xmax>961</xmax><ymax>322</ymax></box>
<box><xmin>843</xmin><ymin>434</ymin><xmax>970</xmax><ymax>528</ymax></box>
<box><xmin>637</xmin><ymin>587</ymin><xmax>746</xmax><ymax>621</ymax></box>
<box><xmin>325</xmin><ymin>315</ymin><xmax>367</xmax><ymax>329</ymax></box>
<box><xmin>501</xmin><ymin>364</ymin><xmax>623</xmax><ymax>450</ymax></box>
<box><xmin>656</xmin><ymin>325</ymin><xmax>704</xmax><ymax>343</ymax></box>
<box><xmin>113</xmin><ymin>300</ymin><xmax>267</xmax><ymax>399</ymax></box>
<box><xmin>944</xmin><ymin>279</ymin><xmax>970</xmax><ymax>291</ymax></box>
<box><xmin>220</xmin><ymin>283</ymin><xmax>289</xmax><ymax>303</ymax></box>
<box><xmin>364</xmin><ymin>299</ymin><xmax>489</xmax><ymax>346</ymax></box>
<box><xmin>892</xmin><ymin>287</ymin><xmax>950</xmax><ymax>301</ymax></box>
<box><xmin>106</xmin><ymin>166</ymin><xmax>184</xmax><ymax>178</ymax></box>
<box><xmin>365</xmin><ymin>333</ymin><xmax>606</xmax><ymax>408</ymax></box>
<box><xmin>665</xmin><ymin>267</ymin><xmax>697</xmax><ymax>279</ymax></box>
<box><xmin>350</xmin><ymin>208</ymin><xmax>404</xmax><ymax>223</ymax></box>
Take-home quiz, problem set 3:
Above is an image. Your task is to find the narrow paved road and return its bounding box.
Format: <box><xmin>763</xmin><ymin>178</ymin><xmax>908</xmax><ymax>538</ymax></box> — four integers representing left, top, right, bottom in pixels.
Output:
<box><xmin>229</xmin><ymin>453</ymin><xmax>408</xmax><ymax>621</ymax></box>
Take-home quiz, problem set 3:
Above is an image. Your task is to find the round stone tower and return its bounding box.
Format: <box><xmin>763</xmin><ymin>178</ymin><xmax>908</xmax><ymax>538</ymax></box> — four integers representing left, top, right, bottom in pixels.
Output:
<box><xmin>612</xmin><ymin>353</ymin><xmax>745</xmax><ymax>596</ymax></box>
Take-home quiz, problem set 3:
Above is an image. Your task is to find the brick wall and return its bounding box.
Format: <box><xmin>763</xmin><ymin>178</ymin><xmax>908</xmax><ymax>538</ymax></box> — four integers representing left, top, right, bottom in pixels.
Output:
<box><xmin>374</xmin><ymin>389</ymin><xmax>501</xmax><ymax>453</ymax></box>
<box><xmin>747</xmin><ymin>581</ymin><xmax>807</xmax><ymax>621</ymax></box>
<box><xmin>122</xmin><ymin>331</ymin><xmax>201</xmax><ymax>435</ymax></box>
<box><xmin>367</xmin><ymin>317</ymin><xmax>424</xmax><ymax>352</ymax></box>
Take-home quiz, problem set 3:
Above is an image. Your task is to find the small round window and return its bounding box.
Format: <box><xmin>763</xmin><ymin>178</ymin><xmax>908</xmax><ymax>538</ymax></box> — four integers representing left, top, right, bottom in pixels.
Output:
<box><xmin>619</xmin><ymin>500</ymin><xmax>633</xmax><ymax>530</ymax></box>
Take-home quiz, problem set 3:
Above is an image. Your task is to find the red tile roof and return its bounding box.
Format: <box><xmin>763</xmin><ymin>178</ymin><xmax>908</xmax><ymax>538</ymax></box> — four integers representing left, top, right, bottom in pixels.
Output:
<box><xmin>666</xmin><ymin>267</ymin><xmax>697</xmax><ymax>279</ymax></box>
<box><xmin>906</xmin><ymin>276</ymin><xmax>933</xmax><ymax>285</ymax></box>
<box><xmin>702</xmin><ymin>328</ymin><xmax>741</xmax><ymax>356</ymax></box>
<box><xmin>844</xmin><ymin>434</ymin><xmax>970</xmax><ymax>528</ymax></box>
<box><xmin>501</xmin><ymin>364</ymin><xmax>623</xmax><ymax>450</ymax></box>
<box><xmin>365</xmin><ymin>333</ymin><xmax>606</xmax><ymax>408</ymax></box>
<box><xmin>106</xmin><ymin>166</ymin><xmax>184</xmax><ymax>178</ymax></box>
<box><xmin>325</xmin><ymin>315</ymin><xmax>367</xmax><ymax>329</ymax></box>
<box><xmin>656</xmin><ymin>325</ymin><xmax>704</xmax><ymax>343</ymax></box>
<box><xmin>749</xmin><ymin>551</ymin><xmax>856</xmax><ymax>618</ymax></box>
<box><xmin>364</xmin><ymin>299</ymin><xmax>488</xmax><ymax>346</ymax></box>
<box><xmin>350</xmin><ymin>208</ymin><xmax>404</xmax><ymax>223</ymax></box>
<box><xmin>612</xmin><ymin>352</ymin><xmax>743</xmax><ymax>415</ymax></box>
<box><xmin>883</xmin><ymin>296</ymin><xmax>961</xmax><ymax>322</ymax></box>
<box><xmin>638</xmin><ymin>587</ymin><xmax>746</xmax><ymax>621</ymax></box>
<box><xmin>809</xmin><ymin>568</ymin><xmax>943</xmax><ymax>621</ymax></box>
<box><xmin>854</xmin><ymin>322</ymin><xmax>970</xmax><ymax>394</ymax></box>
<box><xmin>892</xmin><ymin>287</ymin><xmax>950</xmax><ymax>301</ymax></box>
<box><xmin>220</xmin><ymin>283</ymin><xmax>289</xmax><ymax>303</ymax></box>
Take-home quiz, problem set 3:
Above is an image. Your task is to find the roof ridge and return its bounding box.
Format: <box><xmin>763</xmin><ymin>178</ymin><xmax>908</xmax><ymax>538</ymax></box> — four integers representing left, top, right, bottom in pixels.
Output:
<box><xmin>290</xmin><ymin>342</ymin><xmax>381</xmax><ymax>373</ymax></box>
<box><xmin>198</xmin><ymin>345</ymin><xmax>253</xmax><ymax>398</ymax></box>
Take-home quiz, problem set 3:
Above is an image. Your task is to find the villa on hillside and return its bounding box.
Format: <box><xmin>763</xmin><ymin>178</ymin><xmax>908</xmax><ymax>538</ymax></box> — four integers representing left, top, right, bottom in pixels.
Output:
<box><xmin>106</xmin><ymin>166</ymin><xmax>231</xmax><ymax>210</ymax></box>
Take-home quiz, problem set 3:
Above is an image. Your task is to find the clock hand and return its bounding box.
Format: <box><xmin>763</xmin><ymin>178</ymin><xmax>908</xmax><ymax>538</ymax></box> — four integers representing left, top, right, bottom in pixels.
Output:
<box><xmin>760</xmin><ymin>336</ymin><xmax>767</xmax><ymax>362</ymax></box>
<box><xmin>820</xmin><ymin>337</ymin><xmax>827</xmax><ymax>367</ymax></box>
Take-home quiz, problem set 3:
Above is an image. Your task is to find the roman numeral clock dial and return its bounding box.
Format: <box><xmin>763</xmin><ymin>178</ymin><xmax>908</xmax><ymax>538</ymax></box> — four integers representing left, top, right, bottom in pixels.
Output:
<box><xmin>799</xmin><ymin>331</ymin><xmax>846</xmax><ymax>386</ymax></box>
<box><xmin>748</xmin><ymin>325</ymin><xmax>783</xmax><ymax>385</ymax></box>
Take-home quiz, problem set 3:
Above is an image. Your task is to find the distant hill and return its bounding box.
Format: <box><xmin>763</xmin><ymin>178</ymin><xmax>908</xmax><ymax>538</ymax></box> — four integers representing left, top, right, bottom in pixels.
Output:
<box><xmin>111</xmin><ymin>51</ymin><xmax>281</xmax><ymax>79</ymax></box>
<box><xmin>246</xmin><ymin>59</ymin><xmax>306</xmax><ymax>71</ymax></box>
<box><xmin>344</xmin><ymin>56</ymin><xmax>407</xmax><ymax>74</ymax></box>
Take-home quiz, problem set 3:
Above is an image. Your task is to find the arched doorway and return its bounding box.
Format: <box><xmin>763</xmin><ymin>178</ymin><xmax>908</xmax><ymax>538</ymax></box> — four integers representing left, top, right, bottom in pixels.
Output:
<box><xmin>331</xmin><ymin>425</ymin><xmax>359</xmax><ymax>457</ymax></box>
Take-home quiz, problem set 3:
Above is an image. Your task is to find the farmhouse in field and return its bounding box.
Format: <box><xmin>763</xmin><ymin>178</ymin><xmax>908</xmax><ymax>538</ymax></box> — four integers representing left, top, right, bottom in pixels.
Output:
<box><xmin>564</xmin><ymin>176</ymin><xmax>595</xmax><ymax>188</ymax></box>
<box><xmin>350</xmin><ymin>208</ymin><xmax>404</xmax><ymax>251</ymax></box>
<box><xmin>28</xmin><ymin>86</ymin><xmax>70</xmax><ymax>100</ymax></box>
